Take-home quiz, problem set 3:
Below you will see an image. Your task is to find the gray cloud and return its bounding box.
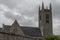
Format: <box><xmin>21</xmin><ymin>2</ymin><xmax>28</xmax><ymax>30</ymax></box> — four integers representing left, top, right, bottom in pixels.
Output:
<box><xmin>4</xmin><ymin>11</ymin><xmax>38</xmax><ymax>27</ymax></box>
<box><xmin>4</xmin><ymin>12</ymin><xmax>22</xmax><ymax>20</ymax></box>
<box><xmin>0</xmin><ymin>0</ymin><xmax>60</xmax><ymax>34</ymax></box>
<box><xmin>52</xmin><ymin>0</ymin><xmax>60</xmax><ymax>35</ymax></box>
<box><xmin>1</xmin><ymin>0</ymin><xmax>40</xmax><ymax>27</ymax></box>
<box><xmin>53</xmin><ymin>25</ymin><xmax>60</xmax><ymax>35</ymax></box>
<box><xmin>53</xmin><ymin>5</ymin><xmax>60</xmax><ymax>19</ymax></box>
<box><xmin>0</xmin><ymin>0</ymin><xmax>23</xmax><ymax>8</ymax></box>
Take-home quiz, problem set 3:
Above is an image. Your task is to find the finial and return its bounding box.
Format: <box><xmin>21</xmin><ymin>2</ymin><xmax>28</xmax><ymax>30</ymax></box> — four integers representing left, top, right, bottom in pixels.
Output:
<box><xmin>2</xmin><ymin>23</ymin><xmax>5</xmax><ymax>28</ymax></box>
<box><xmin>50</xmin><ymin>3</ymin><xmax>52</xmax><ymax>11</ymax></box>
<box><xmin>39</xmin><ymin>5</ymin><xmax>40</xmax><ymax>16</ymax></box>
<box><xmin>3</xmin><ymin>24</ymin><xmax>4</xmax><ymax>26</ymax></box>
<box><xmin>42</xmin><ymin>1</ymin><xmax>44</xmax><ymax>10</ymax></box>
<box><xmin>46</xmin><ymin>6</ymin><xmax>48</xmax><ymax>9</ymax></box>
<box><xmin>39</xmin><ymin>5</ymin><xmax>40</xmax><ymax>10</ymax></box>
<box><xmin>39</xmin><ymin>5</ymin><xmax>40</xmax><ymax>12</ymax></box>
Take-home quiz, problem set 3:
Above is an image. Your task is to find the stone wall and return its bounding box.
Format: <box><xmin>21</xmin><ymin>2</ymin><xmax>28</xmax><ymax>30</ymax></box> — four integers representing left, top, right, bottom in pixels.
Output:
<box><xmin>0</xmin><ymin>32</ymin><xmax>42</xmax><ymax>40</ymax></box>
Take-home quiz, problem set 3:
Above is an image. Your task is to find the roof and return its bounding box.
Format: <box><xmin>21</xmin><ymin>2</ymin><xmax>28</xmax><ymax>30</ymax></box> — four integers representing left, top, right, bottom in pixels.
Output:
<box><xmin>3</xmin><ymin>20</ymin><xmax>42</xmax><ymax>37</ymax></box>
<box><xmin>3</xmin><ymin>25</ymin><xmax>42</xmax><ymax>37</ymax></box>
<box><xmin>21</xmin><ymin>27</ymin><xmax>42</xmax><ymax>37</ymax></box>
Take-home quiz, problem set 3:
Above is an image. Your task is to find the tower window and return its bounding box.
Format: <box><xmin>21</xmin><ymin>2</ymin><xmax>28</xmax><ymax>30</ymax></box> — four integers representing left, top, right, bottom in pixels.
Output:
<box><xmin>40</xmin><ymin>16</ymin><xmax>41</xmax><ymax>20</ymax></box>
<box><xmin>46</xmin><ymin>20</ymin><xmax>49</xmax><ymax>23</ymax></box>
<box><xmin>46</xmin><ymin>14</ymin><xmax>49</xmax><ymax>19</ymax></box>
<box><xmin>39</xmin><ymin>39</ymin><xmax>42</xmax><ymax>40</ymax></box>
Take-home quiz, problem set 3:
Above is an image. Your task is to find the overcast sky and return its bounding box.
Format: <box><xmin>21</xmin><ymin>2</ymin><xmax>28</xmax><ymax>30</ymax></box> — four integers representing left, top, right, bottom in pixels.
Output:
<box><xmin>0</xmin><ymin>0</ymin><xmax>60</xmax><ymax>35</ymax></box>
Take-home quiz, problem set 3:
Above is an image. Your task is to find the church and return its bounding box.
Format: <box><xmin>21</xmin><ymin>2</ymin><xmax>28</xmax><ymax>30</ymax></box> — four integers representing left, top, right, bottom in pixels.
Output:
<box><xmin>0</xmin><ymin>3</ymin><xmax>53</xmax><ymax>40</ymax></box>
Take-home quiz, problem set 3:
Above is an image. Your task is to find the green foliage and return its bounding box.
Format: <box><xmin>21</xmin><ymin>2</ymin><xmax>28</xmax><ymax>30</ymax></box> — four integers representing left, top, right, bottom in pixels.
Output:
<box><xmin>44</xmin><ymin>35</ymin><xmax>59</xmax><ymax>40</ymax></box>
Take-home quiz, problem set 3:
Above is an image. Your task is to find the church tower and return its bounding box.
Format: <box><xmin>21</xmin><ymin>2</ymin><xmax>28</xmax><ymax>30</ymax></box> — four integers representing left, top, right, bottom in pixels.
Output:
<box><xmin>39</xmin><ymin>3</ymin><xmax>53</xmax><ymax>36</ymax></box>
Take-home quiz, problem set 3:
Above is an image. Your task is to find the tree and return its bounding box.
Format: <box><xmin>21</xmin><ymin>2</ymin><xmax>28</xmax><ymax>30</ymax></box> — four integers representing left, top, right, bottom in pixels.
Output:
<box><xmin>44</xmin><ymin>35</ymin><xmax>59</xmax><ymax>40</ymax></box>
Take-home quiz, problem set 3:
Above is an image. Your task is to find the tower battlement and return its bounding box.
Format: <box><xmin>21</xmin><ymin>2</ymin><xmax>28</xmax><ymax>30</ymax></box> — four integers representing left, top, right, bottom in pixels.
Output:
<box><xmin>39</xmin><ymin>2</ymin><xmax>52</xmax><ymax>12</ymax></box>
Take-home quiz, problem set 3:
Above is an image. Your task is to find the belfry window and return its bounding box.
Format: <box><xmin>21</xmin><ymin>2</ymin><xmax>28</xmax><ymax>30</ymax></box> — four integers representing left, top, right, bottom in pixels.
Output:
<box><xmin>39</xmin><ymin>39</ymin><xmax>42</xmax><ymax>40</ymax></box>
<box><xmin>46</xmin><ymin>20</ymin><xmax>49</xmax><ymax>23</ymax></box>
<box><xmin>46</xmin><ymin>14</ymin><xmax>49</xmax><ymax>19</ymax></box>
<box><xmin>46</xmin><ymin>14</ymin><xmax>49</xmax><ymax>23</ymax></box>
<box><xmin>40</xmin><ymin>16</ymin><xmax>41</xmax><ymax>20</ymax></box>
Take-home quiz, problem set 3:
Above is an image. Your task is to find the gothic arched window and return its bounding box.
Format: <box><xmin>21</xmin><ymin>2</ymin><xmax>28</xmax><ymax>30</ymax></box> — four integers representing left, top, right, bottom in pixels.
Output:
<box><xmin>46</xmin><ymin>14</ymin><xmax>49</xmax><ymax>23</ymax></box>
<box><xmin>46</xmin><ymin>14</ymin><xmax>49</xmax><ymax>19</ymax></box>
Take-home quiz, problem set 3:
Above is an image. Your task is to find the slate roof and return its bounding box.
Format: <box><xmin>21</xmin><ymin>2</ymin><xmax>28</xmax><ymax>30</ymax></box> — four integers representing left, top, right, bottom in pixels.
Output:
<box><xmin>21</xmin><ymin>27</ymin><xmax>42</xmax><ymax>37</ymax></box>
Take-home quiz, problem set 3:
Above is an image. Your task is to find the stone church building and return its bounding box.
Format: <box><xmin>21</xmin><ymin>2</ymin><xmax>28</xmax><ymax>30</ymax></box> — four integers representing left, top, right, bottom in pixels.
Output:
<box><xmin>0</xmin><ymin>3</ymin><xmax>53</xmax><ymax>40</ymax></box>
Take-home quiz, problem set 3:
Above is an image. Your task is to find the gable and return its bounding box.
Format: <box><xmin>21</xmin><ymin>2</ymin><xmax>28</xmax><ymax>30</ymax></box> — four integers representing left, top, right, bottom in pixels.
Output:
<box><xmin>9</xmin><ymin>20</ymin><xmax>24</xmax><ymax>36</ymax></box>
<box><xmin>12</xmin><ymin>20</ymin><xmax>20</xmax><ymax>27</ymax></box>
<box><xmin>10</xmin><ymin>26</ymin><xmax>24</xmax><ymax>36</ymax></box>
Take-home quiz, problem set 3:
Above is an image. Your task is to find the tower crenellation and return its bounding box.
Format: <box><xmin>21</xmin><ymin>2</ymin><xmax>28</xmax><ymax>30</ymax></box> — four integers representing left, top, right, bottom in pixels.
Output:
<box><xmin>42</xmin><ymin>2</ymin><xmax>44</xmax><ymax>10</ymax></box>
<box><xmin>39</xmin><ymin>2</ymin><xmax>52</xmax><ymax>12</ymax></box>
